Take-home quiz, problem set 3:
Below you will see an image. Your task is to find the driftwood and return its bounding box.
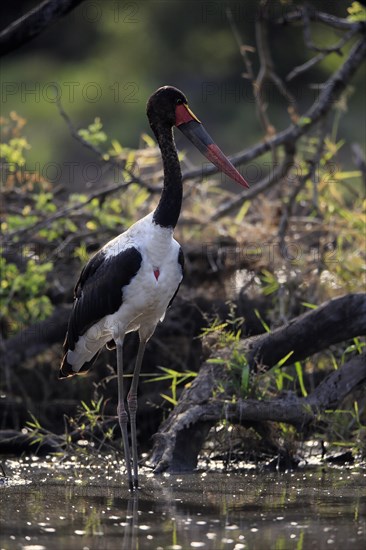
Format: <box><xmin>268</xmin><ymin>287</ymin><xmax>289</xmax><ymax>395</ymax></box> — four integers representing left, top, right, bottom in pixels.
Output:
<box><xmin>151</xmin><ymin>293</ymin><xmax>366</xmax><ymax>472</ymax></box>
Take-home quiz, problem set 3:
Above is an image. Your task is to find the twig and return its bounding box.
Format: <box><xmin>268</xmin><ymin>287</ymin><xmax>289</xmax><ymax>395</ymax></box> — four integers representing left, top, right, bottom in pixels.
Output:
<box><xmin>255</xmin><ymin>3</ymin><xmax>298</xmax><ymax>133</ymax></box>
<box><xmin>226</xmin><ymin>7</ymin><xmax>272</xmax><ymax>137</ymax></box>
<box><xmin>4</xmin><ymin>95</ymin><xmax>165</xmax><ymax>243</ymax></box>
<box><xmin>56</xmin><ymin>92</ymin><xmax>112</xmax><ymax>161</ymax></box>
<box><xmin>286</xmin><ymin>52</ymin><xmax>327</xmax><ymax>82</ymax></box>
<box><xmin>279</xmin><ymin>7</ymin><xmax>363</xmax><ymax>81</ymax></box>
<box><xmin>276</xmin><ymin>8</ymin><xmax>364</xmax><ymax>31</ymax></box>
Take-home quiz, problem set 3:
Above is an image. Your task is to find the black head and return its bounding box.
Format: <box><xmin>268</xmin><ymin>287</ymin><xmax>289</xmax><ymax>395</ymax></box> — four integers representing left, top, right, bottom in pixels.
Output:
<box><xmin>146</xmin><ymin>85</ymin><xmax>250</xmax><ymax>189</ymax></box>
<box><xmin>146</xmin><ymin>86</ymin><xmax>188</xmax><ymax>128</ymax></box>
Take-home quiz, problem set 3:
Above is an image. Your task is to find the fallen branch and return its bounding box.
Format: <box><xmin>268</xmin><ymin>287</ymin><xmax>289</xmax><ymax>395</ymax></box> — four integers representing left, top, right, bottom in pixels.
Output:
<box><xmin>153</xmin><ymin>351</ymin><xmax>366</xmax><ymax>473</ymax></box>
<box><xmin>245</xmin><ymin>293</ymin><xmax>366</xmax><ymax>370</ymax></box>
<box><xmin>207</xmin><ymin>352</ymin><xmax>366</xmax><ymax>426</ymax></box>
<box><xmin>151</xmin><ymin>293</ymin><xmax>366</xmax><ymax>472</ymax></box>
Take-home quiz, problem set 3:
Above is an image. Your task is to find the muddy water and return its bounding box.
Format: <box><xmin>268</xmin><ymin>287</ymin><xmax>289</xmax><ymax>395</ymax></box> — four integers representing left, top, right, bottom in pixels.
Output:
<box><xmin>0</xmin><ymin>458</ymin><xmax>365</xmax><ymax>549</ymax></box>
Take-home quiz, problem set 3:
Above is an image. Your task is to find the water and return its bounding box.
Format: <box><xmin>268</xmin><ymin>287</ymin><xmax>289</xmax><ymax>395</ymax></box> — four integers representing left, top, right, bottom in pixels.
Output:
<box><xmin>1</xmin><ymin>458</ymin><xmax>366</xmax><ymax>549</ymax></box>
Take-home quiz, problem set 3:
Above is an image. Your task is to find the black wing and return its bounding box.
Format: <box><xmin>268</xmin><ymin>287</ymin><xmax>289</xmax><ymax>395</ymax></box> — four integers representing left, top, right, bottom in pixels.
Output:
<box><xmin>61</xmin><ymin>246</ymin><xmax>142</xmax><ymax>369</ymax></box>
<box><xmin>167</xmin><ymin>247</ymin><xmax>184</xmax><ymax>309</ymax></box>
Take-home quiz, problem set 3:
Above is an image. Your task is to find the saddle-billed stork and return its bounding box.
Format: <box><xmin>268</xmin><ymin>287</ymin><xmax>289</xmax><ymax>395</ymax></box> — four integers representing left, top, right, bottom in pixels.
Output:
<box><xmin>60</xmin><ymin>86</ymin><xmax>249</xmax><ymax>490</ymax></box>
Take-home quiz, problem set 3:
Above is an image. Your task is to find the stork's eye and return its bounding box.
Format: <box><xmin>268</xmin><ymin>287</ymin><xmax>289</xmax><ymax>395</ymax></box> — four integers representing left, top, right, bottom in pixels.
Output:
<box><xmin>176</xmin><ymin>98</ymin><xmax>184</xmax><ymax>105</ymax></box>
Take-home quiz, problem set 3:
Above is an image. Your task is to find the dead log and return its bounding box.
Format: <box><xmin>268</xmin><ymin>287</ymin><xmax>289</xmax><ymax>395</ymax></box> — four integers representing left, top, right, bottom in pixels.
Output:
<box><xmin>245</xmin><ymin>292</ymin><xmax>366</xmax><ymax>370</ymax></box>
<box><xmin>151</xmin><ymin>293</ymin><xmax>366</xmax><ymax>472</ymax></box>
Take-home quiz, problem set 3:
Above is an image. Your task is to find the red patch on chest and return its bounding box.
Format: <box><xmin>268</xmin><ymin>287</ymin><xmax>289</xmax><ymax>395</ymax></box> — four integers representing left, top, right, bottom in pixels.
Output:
<box><xmin>153</xmin><ymin>269</ymin><xmax>160</xmax><ymax>281</ymax></box>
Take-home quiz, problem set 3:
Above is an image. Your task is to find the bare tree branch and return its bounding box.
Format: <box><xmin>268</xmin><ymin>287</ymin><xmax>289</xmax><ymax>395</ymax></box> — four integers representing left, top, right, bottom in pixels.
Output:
<box><xmin>0</xmin><ymin>0</ymin><xmax>86</xmax><ymax>57</ymax></box>
<box><xmin>255</xmin><ymin>3</ymin><xmax>298</xmax><ymax>130</ymax></box>
<box><xmin>3</xmin><ymin>96</ymin><xmax>161</xmax><ymax>245</ymax></box>
<box><xmin>286</xmin><ymin>53</ymin><xmax>328</xmax><ymax>82</ymax></box>
<box><xmin>276</xmin><ymin>9</ymin><xmax>364</xmax><ymax>31</ymax></box>
<box><xmin>282</xmin><ymin>5</ymin><xmax>363</xmax><ymax>83</ymax></box>
<box><xmin>182</xmin><ymin>35</ymin><xmax>366</xmax><ymax>184</ymax></box>
<box><xmin>226</xmin><ymin>6</ymin><xmax>289</xmax><ymax>141</ymax></box>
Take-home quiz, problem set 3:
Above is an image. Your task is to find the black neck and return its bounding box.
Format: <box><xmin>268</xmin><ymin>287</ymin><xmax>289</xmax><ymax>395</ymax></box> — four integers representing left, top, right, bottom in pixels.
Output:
<box><xmin>151</xmin><ymin>123</ymin><xmax>182</xmax><ymax>229</ymax></box>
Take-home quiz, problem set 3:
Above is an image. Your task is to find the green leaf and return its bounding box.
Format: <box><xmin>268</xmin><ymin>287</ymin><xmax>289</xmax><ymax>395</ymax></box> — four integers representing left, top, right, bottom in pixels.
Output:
<box><xmin>301</xmin><ymin>301</ymin><xmax>318</xmax><ymax>310</ymax></box>
<box><xmin>141</xmin><ymin>133</ymin><xmax>156</xmax><ymax>147</ymax></box>
<box><xmin>295</xmin><ymin>361</ymin><xmax>308</xmax><ymax>397</ymax></box>
<box><xmin>298</xmin><ymin>116</ymin><xmax>312</xmax><ymax>127</ymax></box>
<box><xmin>111</xmin><ymin>139</ymin><xmax>124</xmax><ymax>153</ymax></box>
<box><xmin>160</xmin><ymin>393</ymin><xmax>177</xmax><ymax>406</ymax></box>
<box><xmin>235</xmin><ymin>200</ymin><xmax>250</xmax><ymax>224</ymax></box>
<box><xmin>260</xmin><ymin>269</ymin><xmax>279</xmax><ymax>296</ymax></box>
<box><xmin>276</xmin><ymin>350</ymin><xmax>294</xmax><ymax>368</ymax></box>
<box><xmin>254</xmin><ymin>309</ymin><xmax>271</xmax><ymax>333</ymax></box>
<box><xmin>207</xmin><ymin>358</ymin><xmax>227</xmax><ymax>365</ymax></box>
<box><xmin>347</xmin><ymin>1</ymin><xmax>366</xmax><ymax>21</ymax></box>
<box><xmin>241</xmin><ymin>364</ymin><xmax>250</xmax><ymax>393</ymax></box>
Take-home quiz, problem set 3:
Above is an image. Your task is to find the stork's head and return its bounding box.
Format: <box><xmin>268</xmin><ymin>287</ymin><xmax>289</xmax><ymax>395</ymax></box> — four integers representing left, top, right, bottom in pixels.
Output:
<box><xmin>147</xmin><ymin>85</ymin><xmax>249</xmax><ymax>189</ymax></box>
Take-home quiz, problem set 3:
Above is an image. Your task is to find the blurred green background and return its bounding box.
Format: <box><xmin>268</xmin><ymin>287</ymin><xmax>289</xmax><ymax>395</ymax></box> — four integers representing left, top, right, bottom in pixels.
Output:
<box><xmin>1</xmin><ymin>0</ymin><xmax>365</xmax><ymax>189</ymax></box>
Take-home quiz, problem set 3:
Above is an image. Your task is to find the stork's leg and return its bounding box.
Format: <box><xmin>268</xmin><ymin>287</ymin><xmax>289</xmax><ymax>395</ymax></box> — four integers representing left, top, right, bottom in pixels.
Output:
<box><xmin>127</xmin><ymin>337</ymin><xmax>147</xmax><ymax>489</ymax></box>
<box><xmin>116</xmin><ymin>337</ymin><xmax>133</xmax><ymax>491</ymax></box>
